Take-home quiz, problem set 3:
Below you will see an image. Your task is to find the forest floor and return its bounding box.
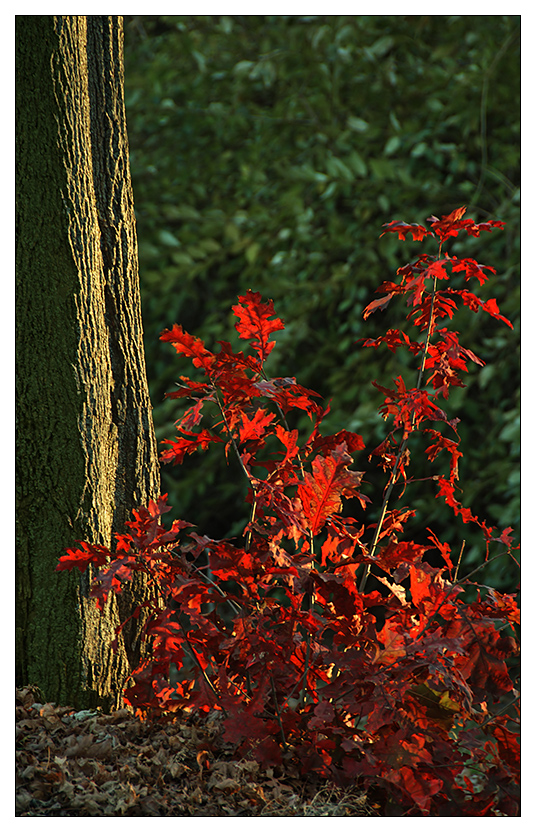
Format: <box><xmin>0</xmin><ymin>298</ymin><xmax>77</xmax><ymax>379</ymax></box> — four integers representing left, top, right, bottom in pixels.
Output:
<box><xmin>15</xmin><ymin>686</ymin><xmax>380</xmax><ymax>817</ymax></box>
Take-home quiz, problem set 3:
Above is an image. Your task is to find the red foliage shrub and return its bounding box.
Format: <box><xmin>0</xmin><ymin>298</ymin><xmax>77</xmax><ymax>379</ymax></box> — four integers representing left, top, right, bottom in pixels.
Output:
<box><xmin>58</xmin><ymin>208</ymin><xmax>520</xmax><ymax>816</ymax></box>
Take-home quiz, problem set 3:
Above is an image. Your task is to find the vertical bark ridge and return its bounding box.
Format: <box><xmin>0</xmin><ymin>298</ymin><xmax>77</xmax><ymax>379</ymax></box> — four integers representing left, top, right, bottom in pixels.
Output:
<box><xmin>16</xmin><ymin>15</ymin><xmax>160</xmax><ymax>708</ymax></box>
<box><xmin>86</xmin><ymin>16</ymin><xmax>161</xmax><ymax>669</ymax></box>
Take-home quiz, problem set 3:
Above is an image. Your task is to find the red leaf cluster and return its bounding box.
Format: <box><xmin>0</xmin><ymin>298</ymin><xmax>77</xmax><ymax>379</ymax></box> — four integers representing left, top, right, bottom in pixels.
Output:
<box><xmin>57</xmin><ymin>209</ymin><xmax>519</xmax><ymax>816</ymax></box>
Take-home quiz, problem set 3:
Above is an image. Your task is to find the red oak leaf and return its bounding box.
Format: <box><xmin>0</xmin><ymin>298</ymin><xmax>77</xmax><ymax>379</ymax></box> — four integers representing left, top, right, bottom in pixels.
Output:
<box><xmin>466</xmin><ymin>219</ymin><xmax>506</xmax><ymax>237</ymax></box>
<box><xmin>160</xmin><ymin>429</ymin><xmax>223</xmax><ymax>465</ymax></box>
<box><xmin>492</xmin><ymin>722</ymin><xmax>521</xmax><ymax>776</ymax></box>
<box><xmin>297</xmin><ymin>449</ymin><xmax>365</xmax><ymax>536</ymax></box>
<box><xmin>160</xmin><ymin>324</ymin><xmax>215</xmax><ymax>372</ymax></box>
<box><xmin>435</xmin><ymin>476</ymin><xmax>478</xmax><ymax>525</ymax></box>
<box><xmin>313</xmin><ymin>568</ymin><xmax>364</xmax><ymax>618</ymax></box>
<box><xmin>363</xmin><ymin>292</ymin><xmax>395</xmax><ymax>319</ymax></box>
<box><xmin>56</xmin><ymin>540</ymin><xmax>110</xmax><ymax>573</ymax></box>
<box><xmin>481</xmin><ymin>297</ymin><xmax>514</xmax><ymax>329</ymax></box>
<box><xmin>91</xmin><ymin>557</ymin><xmax>139</xmax><ymax>610</ymax></box>
<box><xmin>404</xmin><ymin>259</ymin><xmax>450</xmax><ymax>308</ymax></box>
<box><xmin>380</xmin><ymin>220</ymin><xmax>431</xmax><ymax>241</ymax></box>
<box><xmin>239</xmin><ymin>407</ymin><xmax>276</xmax><ymax>443</ymax></box>
<box><xmin>423</xmin><ymin>430</ymin><xmax>463</xmax><ymax>482</ymax></box>
<box><xmin>274</xmin><ymin>424</ymin><xmax>301</xmax><ymax>465</ymax></box>
<box><xmin>409</xmin><ymin>564</ymin><xmax>449</xmax><ymax>616</ymax></box>
<box><xmin>448</xmin><ymin>289</ymin><xmax>513</xmax><ymax>328</ymax></box>
<box><xmin>427</xmin><ymin>206</ymin><xmax>505</xmax><ymax>243</ymax></box>
<box><xmin>452</xmin><ymin>620</ymin><xmax>517</xmax><ymax>698</ymax></box>
<box><xmin>450</xmin><ymin>257</ymin><xmax>496</xmax><ymax>286</ymax></box>
<box><xmin>373</xmin><ymin>617</ymin><xmax>407</xmax><ymax>665</ymax></box>
<box><xmin>253</xmin><ymin>377</ymin><xmax>322</xmax><ymax>417</ymax></box>
<box><xmin>310</xmin><ymin>430</ymin><xmax>366</xmax><ymax>455</ymax></box>
<box><xmin>166</xmin><ymin>378</ymin><xmax>213</xmax><ymax>399</ymax></box>
<box><xmin>374</xmin><ymin>539</ymin><xmax>429</xmax><ymax>572</ymax></box>
<box><xmin>385</xmin><ymin>766</ymin><xmax>443</xmax><ymax>813</ymax></box>
<box><xmin>362</xmin><ymin>328</ymin><xmax>423</xmax><ymax>356</ymax></box>
<box><xmin>426</xmin><ymin>528</ymin><xmax>454</xmax><ymax>571</ymax></box>
<box><xmin>147</xmin><ymin>494</ymin><xmax>174</xmax><ymax>518</ymax></box>
<box><xmin>372</xmin><ymin>377</ymin><xmax>454</xmax><ymax>435</ymax></box>
<box><xmin>232</xmin><ymin>290</ymin><xmax>285</xmax><ymax>363</ymax></box>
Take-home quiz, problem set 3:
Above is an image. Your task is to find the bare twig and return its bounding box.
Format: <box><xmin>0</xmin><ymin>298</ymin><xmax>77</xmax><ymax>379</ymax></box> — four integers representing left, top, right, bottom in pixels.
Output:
<box><xmin>453</xmin><ymin>540</ymin><xmax>465</xmax><ymax>583</ymax></box>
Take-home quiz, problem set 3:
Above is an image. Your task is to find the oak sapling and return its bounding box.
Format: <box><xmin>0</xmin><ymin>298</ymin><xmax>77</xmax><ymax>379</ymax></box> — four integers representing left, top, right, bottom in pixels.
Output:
<box><xmin>58</xmin><ymin>207</ymin><xmax>520</xmax><ymax>817</ymax></box>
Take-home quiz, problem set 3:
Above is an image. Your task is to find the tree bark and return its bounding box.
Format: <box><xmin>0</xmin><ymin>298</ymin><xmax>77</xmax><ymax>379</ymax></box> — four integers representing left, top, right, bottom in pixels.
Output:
<box><xmin>16</xmin><ymin>15</ymin><xmax>160</xmax><ymax>710</ymax></box>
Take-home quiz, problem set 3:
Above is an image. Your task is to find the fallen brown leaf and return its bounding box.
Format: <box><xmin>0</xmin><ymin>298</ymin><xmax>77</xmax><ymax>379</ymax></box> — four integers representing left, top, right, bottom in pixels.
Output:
<box><xmin>15</xmin><ymin>686</ymin><xmax>378</xmax><ymax>817</ymax></box>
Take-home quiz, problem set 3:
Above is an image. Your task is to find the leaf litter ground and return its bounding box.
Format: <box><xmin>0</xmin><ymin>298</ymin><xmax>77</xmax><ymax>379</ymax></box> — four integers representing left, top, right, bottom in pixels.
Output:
<box><xmin>15</xmin><ymin>686</ymin><xmax>378</xmax><ymax>817</ymax></box>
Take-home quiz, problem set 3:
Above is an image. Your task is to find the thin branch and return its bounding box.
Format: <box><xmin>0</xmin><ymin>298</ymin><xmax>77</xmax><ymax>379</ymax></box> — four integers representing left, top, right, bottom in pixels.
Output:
<box><xmin>410</xmin><ymin>548</ymin><xmax>518</xmax><ymax>648</ymax></box>
<box><xmin>299</xmin><ymin>635</ymin><xmax>312</xmax><ymax>707</ymax></box>
<box><xmin>359</xmin><ymin>275</ymin><xmax>439</xmax><ymax>593</ymax></box>
<box><xmin>178</xmin><ymin>621</ymin><xmax>227</xmax><ymax>716</ymax></box>
<box><xmin>259</xmin><ymin>367</ymin><xmax>315</xmax><ymax>557</ymax></box>
<box><xmin>451</xmin><ymin>548</ymin><xmax>517</xmax><ymax>588</ymax></box>
<box><xmin>193</xmin><ymin>565</ymin><xmax>243</xmax><ymax>616</ymax></box>
<box><xmin>270</xmin><ymin>673</ymin><xmax>288</xmax><ymax>749</ymax></box>
<box><xmin>211</xmin><ymin>384</ymin><xmax>258</xmax><ymax>550</ymax></box>
<box><xmin>453</xmin><ymin>540</ymin><xmax>465</xmax><ymax>583</ymax></box>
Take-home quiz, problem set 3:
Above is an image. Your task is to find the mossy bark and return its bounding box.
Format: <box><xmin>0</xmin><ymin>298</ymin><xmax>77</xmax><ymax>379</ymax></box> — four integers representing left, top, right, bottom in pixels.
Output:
<box><xmin>16</xmin><ymin>15</ymin><xmax>160</xmax><ymax>710</ymax></box>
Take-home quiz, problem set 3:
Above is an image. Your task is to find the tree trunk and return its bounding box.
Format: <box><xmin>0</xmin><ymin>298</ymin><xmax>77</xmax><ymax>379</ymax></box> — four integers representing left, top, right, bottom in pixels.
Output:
<box><xmin>16</xmin><ymin>15</ymin><xmax>160</xmax><ymax>710</ymax></box>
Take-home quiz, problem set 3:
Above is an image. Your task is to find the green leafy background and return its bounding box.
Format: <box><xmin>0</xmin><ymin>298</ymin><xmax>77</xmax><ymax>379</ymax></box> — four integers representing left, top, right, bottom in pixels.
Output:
<box><xmin>123</xmin><ymin>15</ymin><xmax>520</xmax><ymax>590</ymax></box>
